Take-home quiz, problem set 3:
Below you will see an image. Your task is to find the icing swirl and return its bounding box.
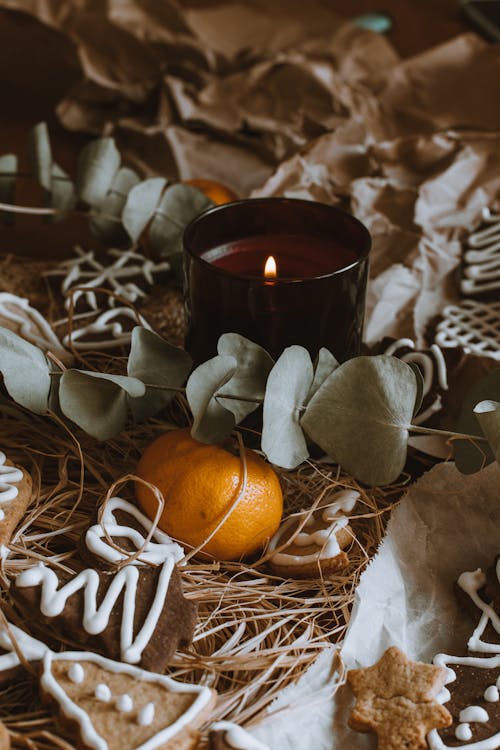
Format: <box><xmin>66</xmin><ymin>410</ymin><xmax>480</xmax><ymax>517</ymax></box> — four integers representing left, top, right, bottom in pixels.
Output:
<box><xmin>0</xmin><ymin>451</ymin><xmax>23</xmax><ymax>521</ymax></box>
<box><xmin>268</xmin><ymin>489</ymin><xmax>359</xmax><ymax>567</ymax></box>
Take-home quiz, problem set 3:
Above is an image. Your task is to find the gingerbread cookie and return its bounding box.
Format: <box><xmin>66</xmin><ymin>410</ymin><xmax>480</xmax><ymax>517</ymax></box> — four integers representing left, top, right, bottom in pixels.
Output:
<box><xmin>347</xmin><ymin>646</ymin><xmax>452</xmax><ymax>750</ymax></box>
<box><xmin>40</xmin><ymin>650</ymin><xmax>216</xmax><ymax>750</ymax></box>
<box><xmin>428</xmin><ymin>556</ymin><xmax>500</xmax><ymax>749</ymax></box>
<box><xmin>210</xmin><ymin>721</ymin><xmax>269</xmax><ymax>750</ymax></box>
<box><xmin>12</xmin><ymin>553</ymin><xmax>196</xmax><ymax>672</ymax></box>
<box><xmin>0</xmin><ymin>292</ymin><xmax>72</xmax><ymax>365</ymax></box>
<box><xmin>62</xmin><ymin>307</ymin><xmax>152</xmax><ymax>351</ymax></box>
<box><xmin>0</xmin><ymin>451</ymin><xmax>32</xmax><ymax>546</ymax></box>
<box><xmin>0</xmin><ymin>621</ymin><xmax>47</xmax><ymax>686</ymax></box>
<box><xmin>81</xmin><ymin>496</ymin><xmax>184</xmax><ymax>569</ymax></box>
<box><xmin>268</xmin><ymin>489</ymin><xmax>359</xmax><ymax>579</ymax></box>
<box><xmin>48</xmin><ymin>246</ymin><xmax>170</xmax><ymax>312</ymax></box>
<box><xmin>461</xmin><ymin>207</ymin><xmax>500</xmax><ymax>298</ymax></box>
<box><xmin>434</xmin><ymin>300</ymin><xmax>500</xmax><ymax>361</ymax></box>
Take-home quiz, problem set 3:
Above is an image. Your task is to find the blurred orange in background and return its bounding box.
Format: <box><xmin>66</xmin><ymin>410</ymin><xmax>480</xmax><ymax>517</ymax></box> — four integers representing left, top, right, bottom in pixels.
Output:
<box><xmin>185</xmin><ymin>178</ymin><xmax>239</xmax><ymax>205</ymax></box>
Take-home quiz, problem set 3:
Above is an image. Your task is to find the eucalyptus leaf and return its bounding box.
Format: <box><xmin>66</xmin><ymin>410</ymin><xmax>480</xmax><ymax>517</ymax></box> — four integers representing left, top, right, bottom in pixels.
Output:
<box><xmin>0</xmin><ymin>327</ymin><xmax>51</xmax><ymax>414</ymax></box>
<box><xmin>217</xmin><ymin>333</ymin><xmax>274</xmax><ymax>423</ymax></box>
<box><xmin>48</xmin><ymin>163</ymin><xmax>77</xmax><ymax>222</ymax></box>
<box><xmin>90</xmin><ymin>167</ymin><xmax>140</xmax><ymax>244</ymax></box>
<box><xmin>29</xmin><ymin>122</ymin><xmax>52</xmax><ymax>192</ymax></box>
<box><xmin>301</xmin><ymin>355</ymin><xmax>417</xmax><ymax>486</ymax></box>
<box><xmin>307</xmin><ymin>347</ymin><xmax>339</xmax><ymax>403</ymax></box>
<box><xmin>0</xmin><ymin>154</ymin><xmax>17</xmax><ymax>225</ymax></box>
<box><xmin>59</xmin><ymin>370</ymin><xmax>145</xmax><ymax>441</ymax></box>
<box><xmin>122</xmin><ymin>177</ymin><xmax>167</xmax><ymax>242</ymax></box>
<box><xmin>76</xmin><ymin>137</ymin><xmax>120</xmax><ymax>207</ymax></box>
<box><xmin>473</xmin><ymin>400</ymin><xmax>500</xmax><ymax>466</ymax></box>
<box><xmin>149</xmin><ymin>183</ymin><xmax>214</xmax><ymax>258</ymax></box>
<box><xmin>262</xmin><ymin>346</ymin><xmax>313</xmax><ymax>469</ymax></box>
<box><xmin>454</xmin><ymin>371</ymin><xmax>500</xmax><ymax>473</ymax></box>
<box><xmin>127</xmin><ymin>327</ymin><xmax>192</xmax><ymax>421</ymax></box>
<box><xmin>407</xmin><ymin>362</ymin><xmax>424</xmax><ymax>418</ymax></box>
<box><xmin>186</xmin><ymin>354</ymin><xmax>236</xmax><ymax>443</ymax></box>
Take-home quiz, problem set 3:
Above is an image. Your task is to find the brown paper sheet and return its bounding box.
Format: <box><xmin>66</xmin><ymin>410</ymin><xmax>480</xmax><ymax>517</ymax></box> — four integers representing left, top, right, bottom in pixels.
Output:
<box><xmin>1</xmin><ymin>0</ymin><xmax>500</xmax><ymax>342</ymax></box>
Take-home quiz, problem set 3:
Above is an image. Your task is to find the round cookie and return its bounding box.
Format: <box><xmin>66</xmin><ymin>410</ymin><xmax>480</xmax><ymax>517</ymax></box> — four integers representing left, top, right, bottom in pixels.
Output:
<box><xmin>0</xmin><ymin>450</ymin><xmax>33</xmax><ymax>547</ymax></box>
<box><xmin>268</xmin><ymin>489</ymin><xmax>359</xmax><ymax>579</ymax></box>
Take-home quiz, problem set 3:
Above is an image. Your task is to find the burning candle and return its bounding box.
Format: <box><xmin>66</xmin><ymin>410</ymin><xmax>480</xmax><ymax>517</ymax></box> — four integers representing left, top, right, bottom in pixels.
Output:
<box><xmin>183</xmin><ymin>198</ymin><xmax>370</xmax><ymax>363</ymax></box>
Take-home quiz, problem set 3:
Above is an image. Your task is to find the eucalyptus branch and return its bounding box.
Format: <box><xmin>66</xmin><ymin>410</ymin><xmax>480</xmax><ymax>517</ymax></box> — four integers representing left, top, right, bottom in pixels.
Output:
<box><xmin>409</xmin><ymin>424</ymin><xmax>488</xmax><ymax>442</ymax></box>
<box><xmin>0</xmin><ymin>170</ymin><xmax>72</xmax><ymax>182</ymax></box>
<box><xmin>0</xmin><ymin>201</ymin><xmax>124</xmax><ymax>225</ymax></box>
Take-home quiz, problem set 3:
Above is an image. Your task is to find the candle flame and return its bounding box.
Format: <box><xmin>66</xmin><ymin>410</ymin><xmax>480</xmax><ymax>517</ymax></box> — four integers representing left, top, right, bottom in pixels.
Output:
<box><xmin>264</xmin><ymin>255</ymin><xmax>277</xmax><ymax>279</ymax></box>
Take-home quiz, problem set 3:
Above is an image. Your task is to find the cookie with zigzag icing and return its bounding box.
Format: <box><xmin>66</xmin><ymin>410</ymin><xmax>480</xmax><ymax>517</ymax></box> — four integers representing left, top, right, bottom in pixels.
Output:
<box><xmin>12</xmin><ymin>556</ymin><xmax>196</xmax><ymax>673</ymax></box>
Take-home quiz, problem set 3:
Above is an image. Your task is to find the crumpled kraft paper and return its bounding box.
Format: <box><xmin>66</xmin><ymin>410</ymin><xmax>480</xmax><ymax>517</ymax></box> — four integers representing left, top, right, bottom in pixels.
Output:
<box><xmin>2</xmin><ymin>1</ymin><xmax>500</xmax><ymax>342</ymax></box>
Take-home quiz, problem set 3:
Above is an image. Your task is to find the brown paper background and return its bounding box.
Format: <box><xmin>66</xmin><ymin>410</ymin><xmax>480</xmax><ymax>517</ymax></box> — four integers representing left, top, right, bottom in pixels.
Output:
<box><xmin>1</xmin><ymin>1</ymin><xmax>500</xmax><ymax>343</ymax></box>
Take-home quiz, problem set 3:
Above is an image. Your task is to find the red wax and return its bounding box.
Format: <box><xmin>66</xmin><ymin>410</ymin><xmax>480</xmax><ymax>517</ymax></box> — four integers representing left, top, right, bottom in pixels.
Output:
<box><xmin>202</xmin><ymin>234</ymin><xmax>358</xmax><ymax>279</ymax></box>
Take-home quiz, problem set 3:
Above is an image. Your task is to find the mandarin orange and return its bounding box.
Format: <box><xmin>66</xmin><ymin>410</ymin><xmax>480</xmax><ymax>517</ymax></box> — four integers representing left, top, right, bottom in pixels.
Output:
<box><xmin>135</xmin><ymin>428</ymin><xmax>283</xmax><ymax>561</ymax></box>
<box><xmin>185</xmin><ymin>178</ymin><xmax>238</xmax><ymax>205</ymax></box>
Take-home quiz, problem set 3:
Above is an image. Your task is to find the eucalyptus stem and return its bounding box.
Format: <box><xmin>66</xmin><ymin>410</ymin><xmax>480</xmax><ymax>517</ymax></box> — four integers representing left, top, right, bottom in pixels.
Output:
<box><xmin>409</xmin><ymin>424</ymin><xmax>488</xmax><ymax>442</ymax></box>
<box><xmin>0</xmin><ymin>201</ymin><xmax>123</xmax><ymax>225</ymax></box>
<box><xmin>0</xmin><ymin>171</ymin><xmax>72</xmax><ymax>182</ymax></box>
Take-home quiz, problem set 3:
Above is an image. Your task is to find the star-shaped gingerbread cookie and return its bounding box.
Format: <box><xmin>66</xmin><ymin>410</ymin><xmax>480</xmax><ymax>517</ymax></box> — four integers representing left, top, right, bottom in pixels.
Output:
<box><xmin>347</xmin><ymin>646</ymin><xmax>452</xmax><ymax>750</ymax></box>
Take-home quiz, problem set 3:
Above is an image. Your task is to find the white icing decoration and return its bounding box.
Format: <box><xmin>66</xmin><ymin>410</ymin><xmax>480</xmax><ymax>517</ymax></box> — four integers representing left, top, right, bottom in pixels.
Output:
<box><xmin>211</xmin><ymin>721</ymin><xmax>270</xmax><ymax>750</ymax></box>
<box><xmin>461</xmin><ymin>207</ymin><xmax>500</xmax><ymax>295</ymax></box>
<box><xmin>459</xmin><ymin>706</ymin><xmax>489</xmax><ymax>723</ymax></box>
<box><xmin>268</xmin><ymin>489</ymin><xmax>359</xmax><ymax>567</ymax></box>
<box><xmin>62</xmin><ymin>307</ymin><xmax>152</xmax><ymax>351</ymax></box>
<box><xmin>436</xmin><ymin>686</ymin><xmax>451</xmax><ymax>704</ymax></box>
<box><xmin>95</xmin><ymin>683</ymin><xmax>111</xmax><ymax>702</ymax></box>
<box><xmin>0</xmin><ymin>292</ymin><xmax>72</xmax><ymax>363</ymax></box>
<box><xmin>68</xmin><ymin>663</ymin><xmax>85</xmax><ymax>684</ymax></box>
<box><xmin>137</xmin><ymin>702</ymin><xmax>155</xmax><ymax>727</ymax></box>
<box><xmin>484</xmin><ymin>685</ymin><xmax>499</xmax><ymax>702</ymax></box>
<box><xmin>0</xmin><ymin>622</ymin><xmax>48</xmax><ymax>672</ymax></box>
<box><xmin>382</xmin><ymin>339</ymin><xmax>448</xmax><ymax>425</ymax></box>
<box><xmin>15</xmin><ymin>556</ymin><xmax>175</xmax><ymax>664</ymax></box>
<box><xmin>0</xmin><ymin>451</ymin><xmax>23</xmax><ymax>518</ymax></box>
<box><xmin>0</xmin><ymin>451</ymin><xmax>23</xmax><ymax>502</ymax></box>
<box><xmin>428</xmin><ymin>558</ymin><xmax>500</xmax><ymax>750</ymax></box>
<box><xmin>117</xmin><ymin>694</ymin><xmax>133</xmax><ymax>712</ymax></box>
<box><xmin>455</xmin><ymin>724</ymin><xmax>473</xmax><ymax>741</ymax></box>
<box><xmin>435</xmin><ymin>300</ymin><xmax>500</xmax><ymax>361</ymax></box>
<box><xmin>458</xmin><ymin>567</ymin><xmax>500</xmax><ymax>652</ymax></box>
<box><xmin>85</xmin><ymin>497</ymin><xmax>184</xmax><ymax>566</ymax></box>
<box><xmin>40</xmin><ymin>651</ymin><xmax>213</xmax><ymax>750</ymax></box>
<box><xmin>50</xmin><ymin>246</ymin><xmax>170</xmax><ymax>311</ymax></box>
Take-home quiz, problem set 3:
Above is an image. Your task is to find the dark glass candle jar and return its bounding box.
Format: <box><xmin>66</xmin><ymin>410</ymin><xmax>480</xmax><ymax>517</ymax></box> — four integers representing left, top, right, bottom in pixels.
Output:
<box><xmin>183</xmin><ymin>198</ymin><xmax>371</xmax><ymax>364</ymax></box>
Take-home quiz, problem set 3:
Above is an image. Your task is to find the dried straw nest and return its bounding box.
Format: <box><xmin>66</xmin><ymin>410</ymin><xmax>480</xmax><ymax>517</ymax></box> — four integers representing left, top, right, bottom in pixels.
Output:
<box><xmin>0</xmin><ymin>253</ymin><xmax>407</xmax><ymax>748</ymax></box>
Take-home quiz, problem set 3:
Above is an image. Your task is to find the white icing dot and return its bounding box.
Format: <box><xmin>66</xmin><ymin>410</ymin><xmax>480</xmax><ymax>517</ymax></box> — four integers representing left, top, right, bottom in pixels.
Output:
<box><xmin>137</xmin><ymin>702</ymin><xmax>155</xmax><ymax>727</ymax></box>
<box><xmin>497</xmin><ymin>675</ymin><xmax>500</xmax><ymax>689</ymax></box>
<box><xmin>484</xmin><ymin>685</ymin><xmax>499</xmax><ymax>702</ymax></box>
<box><xmin>455</xmin><ymin>723</ymin><xmax>473</xmax><ymax>741</ymax></box>
<box><xmin>116</xmin><ymin>694</ymin><xmax>133</xmax><ymax>712</ymax></box>
<box><xmin>67</xmin><ymin>663</ymin><xmax>85</xmax><ymax>684</ymax></box>
<box><xmin>459</xmin><ymin>705</ymin><xmax>489</xmax><ymax>723</ymax></box>
<box><xmin>0</xmin><ymin>510</ymin><xmax>4</xmax><ymax>521</ymax></box>
<box><xmin>95</xmin><ymin>683</ymin><xmax>111</xmax><ymax>702</ymax></box>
